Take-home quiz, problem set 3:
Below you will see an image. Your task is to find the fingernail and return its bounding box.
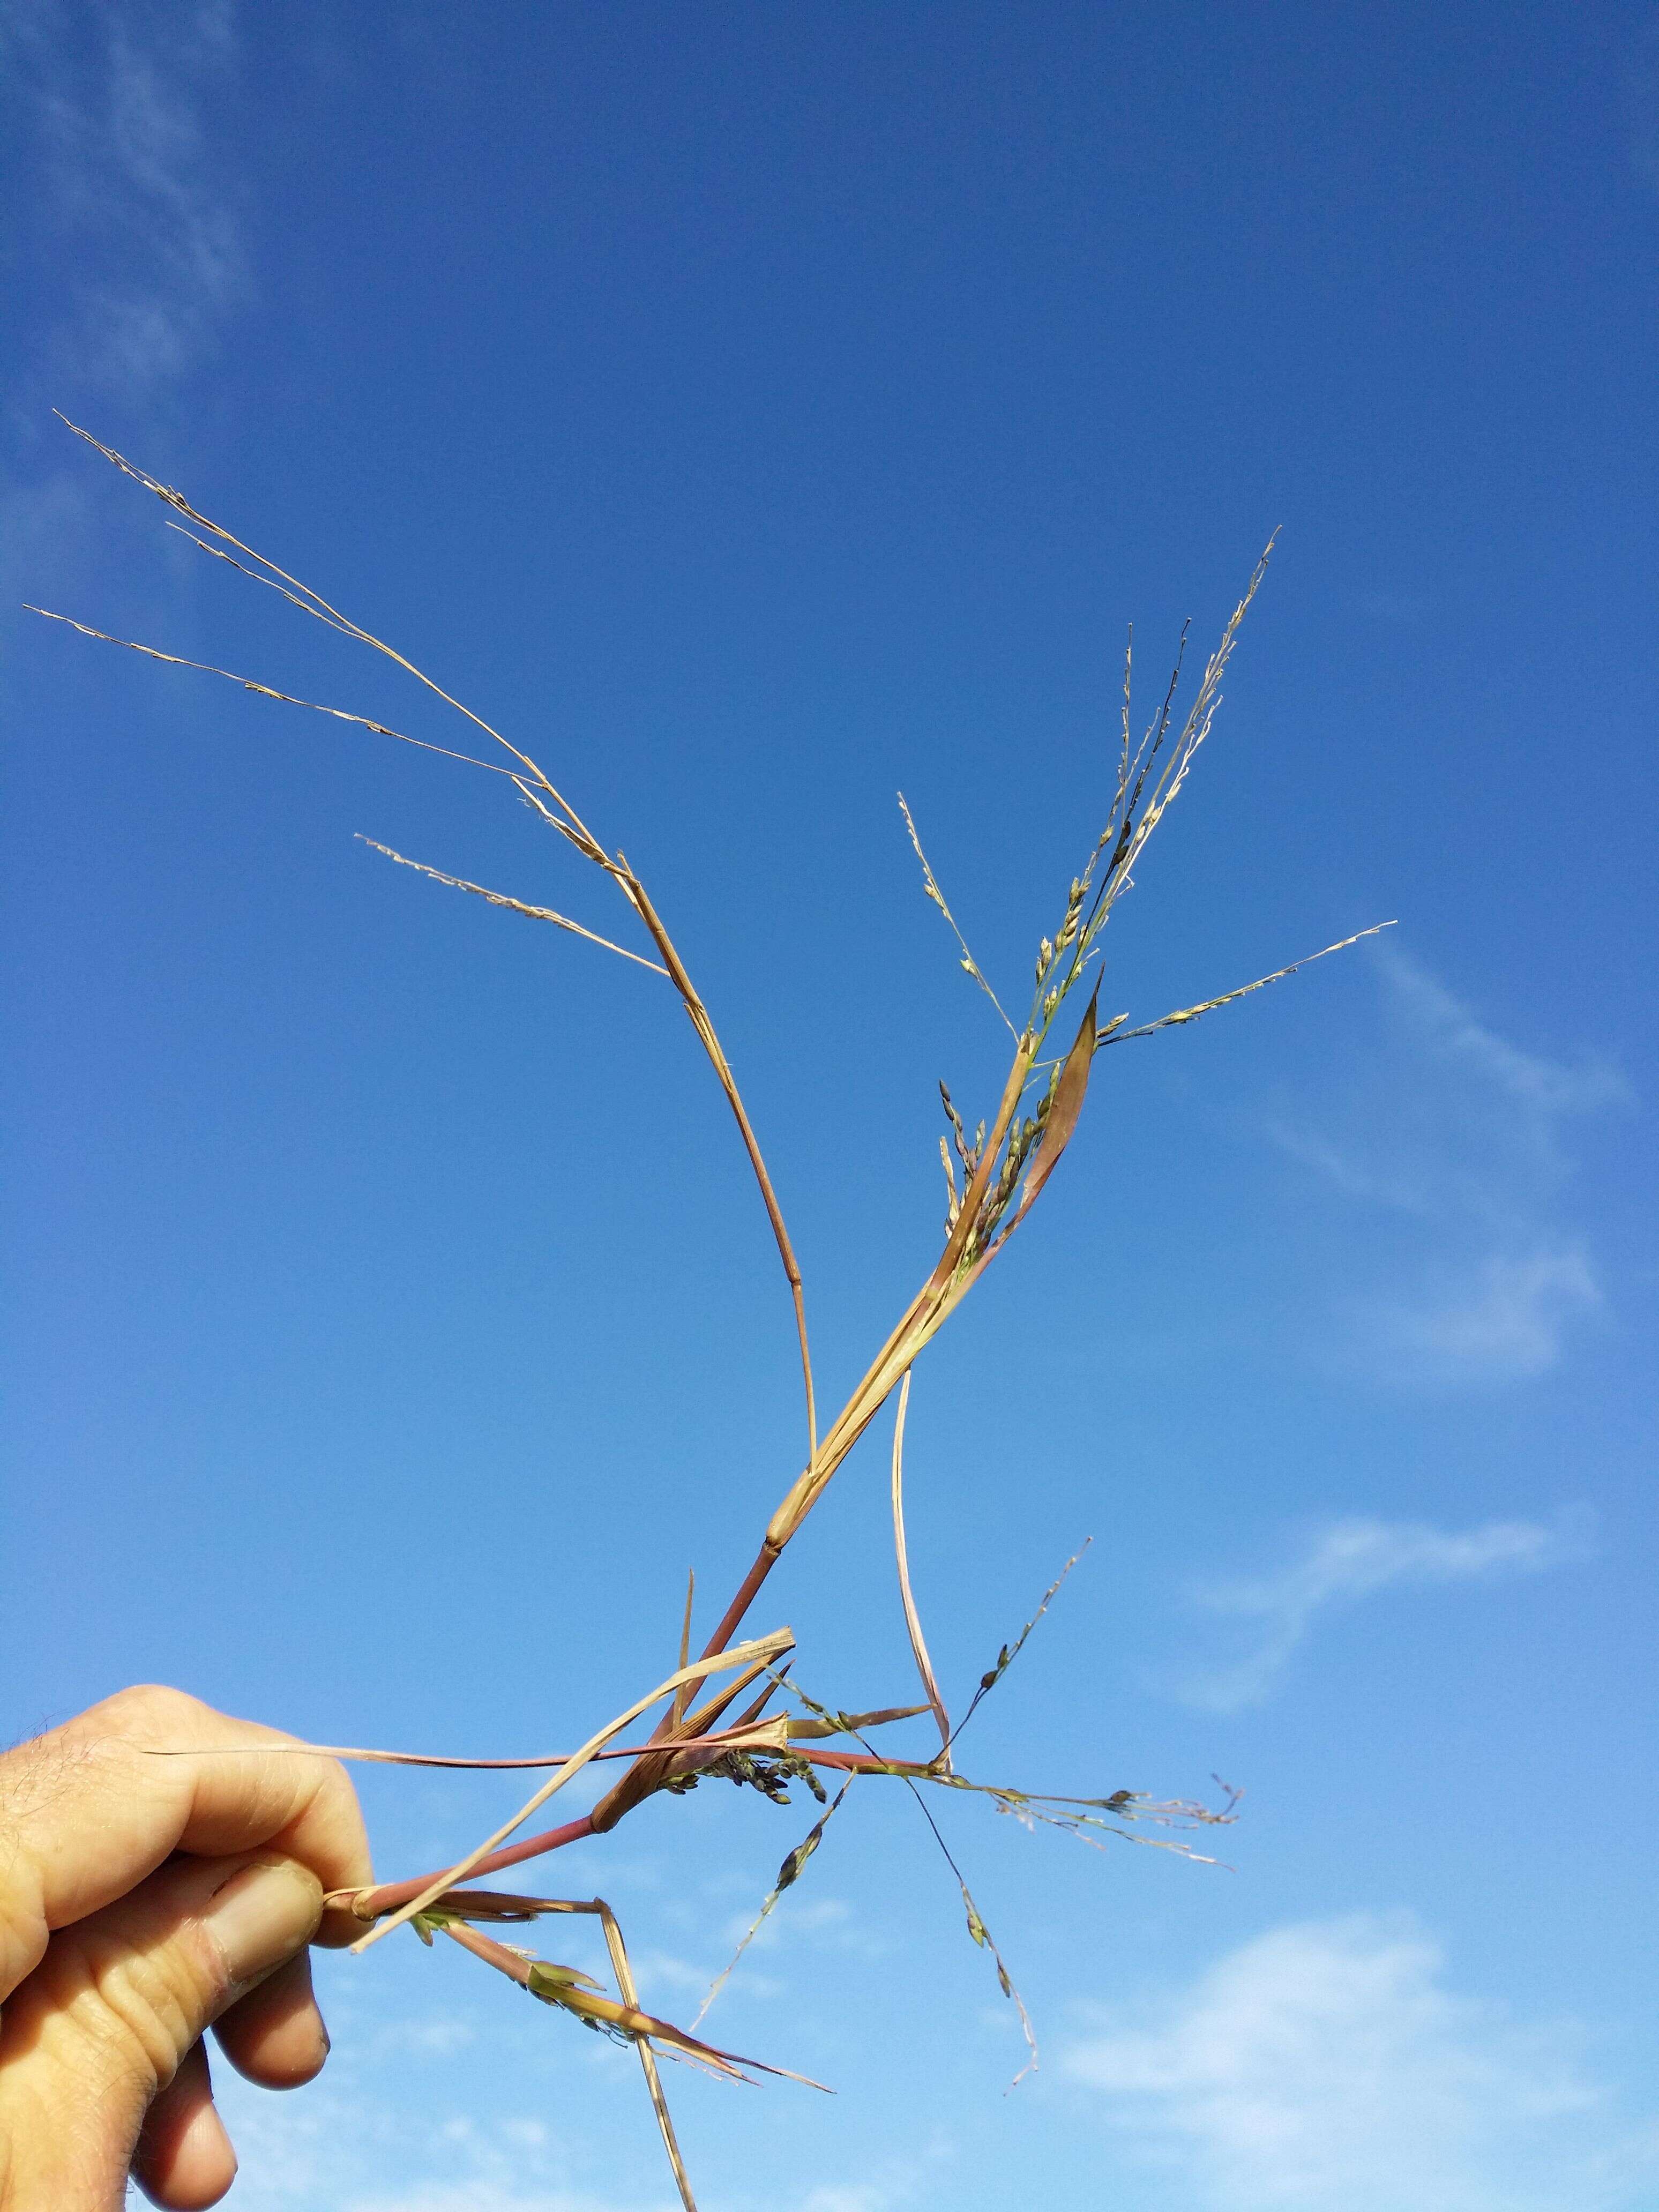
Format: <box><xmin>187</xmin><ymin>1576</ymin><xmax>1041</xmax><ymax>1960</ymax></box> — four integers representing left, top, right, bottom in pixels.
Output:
<box><xmin>203</xmin><ymin>1859</ymin><xmax>322</xmax><ymax>1989</ymax></box>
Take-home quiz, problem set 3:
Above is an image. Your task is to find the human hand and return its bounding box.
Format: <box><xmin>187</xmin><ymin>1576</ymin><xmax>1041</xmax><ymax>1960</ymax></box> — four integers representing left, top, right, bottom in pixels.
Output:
<box><xmin>0</xmin><ymin>1685</ymin><xmax>371</xmax><ymax>2209</ymax></box>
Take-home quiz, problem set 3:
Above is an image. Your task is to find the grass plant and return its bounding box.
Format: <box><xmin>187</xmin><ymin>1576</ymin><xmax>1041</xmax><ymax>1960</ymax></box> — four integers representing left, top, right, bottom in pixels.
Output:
<box><xmin>31</xmin><ymin>416</ymin><xmax>1391</xmax><ymax>2207</ymax></box>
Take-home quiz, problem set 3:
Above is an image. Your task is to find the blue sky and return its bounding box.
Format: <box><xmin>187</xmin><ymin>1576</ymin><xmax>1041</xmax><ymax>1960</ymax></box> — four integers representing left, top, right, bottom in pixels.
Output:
<box><xmin>3</xmin><ymin>4</ymin><xmax>1656</xmax><ymax>2208</ymax></box>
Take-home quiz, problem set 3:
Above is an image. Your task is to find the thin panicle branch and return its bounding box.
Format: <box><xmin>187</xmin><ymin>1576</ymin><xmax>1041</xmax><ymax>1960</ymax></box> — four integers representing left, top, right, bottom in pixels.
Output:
<box><xmin>53</xmin><ymin>413</ymin><xmax>597</xmax><ymax>842</ymax></box>
<box><xmin>692</xmin><ymin>1776</ymin><xmax>857</xmax><ymax>2030</ymax></box>
<box><xmin>1122</xmin><ymin>627</ymin><xmax>1189</xmax><ymax>846</ymax></box>
<box><xmin>35</xmin><ymin>421</ymin><xmax>820</xmax><ymax>1476</ymax></box>
<box><xmin>22</xmin><ymin>608</ymin><xmax>528</xmax><ymax>782</ymax></box>
<box><xmin>898</xmin><ymin>793</ymin><xmax>1018</xmax><ymax>1038</ymax></box>
<box><xmin>1116</xmin><ymin>626</ymin><xmax>1134</xmax><ymax>827</ymax></box>
<box><xmin>1102</xmin><ymin>923</ymin><xmax>1396</xmax><ymax>1045</ymax></box>
<box><xmin>356</xmin><ymin>840</ymin><xmax>670</xmax><ymax>973</ymax></box>
<box><xmin>950</xmin><ymin>1543</ymin><xmax>1092</xmax><ymax>1751</ymax></box>
<box><xmin>773</xmin><ymin>1673</ymin><xmax>1038</xmax><ymax>2087</ymax></box>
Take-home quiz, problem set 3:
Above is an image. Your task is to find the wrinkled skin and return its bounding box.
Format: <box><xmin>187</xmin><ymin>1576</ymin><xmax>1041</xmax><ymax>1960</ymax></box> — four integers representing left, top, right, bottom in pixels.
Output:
<box><xmin>0</xmin><ymin>1687</ymin><xmax>370</xmax><ymax>2208</ymax></box>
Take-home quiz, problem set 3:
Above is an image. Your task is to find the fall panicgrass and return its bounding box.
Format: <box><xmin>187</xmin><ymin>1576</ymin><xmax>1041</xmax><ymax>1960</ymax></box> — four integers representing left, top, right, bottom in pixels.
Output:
<box><xmin>32</xmin><ymin>417</ymin><xmax>1389</xmax><ymax>2209</ymax></box>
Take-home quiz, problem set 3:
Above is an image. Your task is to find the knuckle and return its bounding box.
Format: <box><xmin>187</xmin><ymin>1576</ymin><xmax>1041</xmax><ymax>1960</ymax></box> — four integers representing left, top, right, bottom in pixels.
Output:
<box><xmin>60</xmin><ymin>1922</ymin><xmax>221</xmax><ymax>2095</ymax></box>
<box><xmin>101</xmin><ymin>1683</ymin><xmax>213</xmax><ymax>1739</ymax></box>
<box><xmin>0</xmin><ymin>1860</ymin><xmax>48</xmax><ymax>1999</ymax></box>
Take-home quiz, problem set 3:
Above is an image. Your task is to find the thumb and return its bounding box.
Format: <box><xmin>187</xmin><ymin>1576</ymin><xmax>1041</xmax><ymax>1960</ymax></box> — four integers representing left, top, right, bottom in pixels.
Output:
<box><xmin>0</xmin><ymin>1851</ymin><xmax>323</xmax><ymax>2210</ymax></box>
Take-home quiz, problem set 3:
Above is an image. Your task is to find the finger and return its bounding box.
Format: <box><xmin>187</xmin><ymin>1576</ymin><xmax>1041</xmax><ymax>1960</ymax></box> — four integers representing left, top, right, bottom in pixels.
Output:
<box><xmin>0</xmin><ymin>1684</ymin><xmax>372</xmax><ymax>1998</ymax></box>
<box><xmin>131</xmin><ymin>2039</ymin><xmax>237</xmax><ymax>2209</ymax></box>
<box><xmin>0</xmin><ymin>1850</ymin><xmax>321</xmax><ymax>2212</ymax></box>
<box><xmin>212</xmin><ymin>1948</ymin><xmax>329</xmax><ymax>2087</ymax></box>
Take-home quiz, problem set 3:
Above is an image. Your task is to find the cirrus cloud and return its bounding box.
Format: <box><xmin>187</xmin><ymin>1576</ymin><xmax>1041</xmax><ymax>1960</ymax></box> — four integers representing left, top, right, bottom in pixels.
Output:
<box><xmin>1066</xmin><ymin>1912</ymin><xmax>1659</xmax><ymax>2211</ymax></box>
<box><xmin>1265</xmin><ymin>947</ymin><xmax>1628</xmax><ymax>1385</ymax></box>
<box><xmin>1168</xmin><ymin>1509</ymin><xmax>1587</xmax><ymax>1712</ymax></box>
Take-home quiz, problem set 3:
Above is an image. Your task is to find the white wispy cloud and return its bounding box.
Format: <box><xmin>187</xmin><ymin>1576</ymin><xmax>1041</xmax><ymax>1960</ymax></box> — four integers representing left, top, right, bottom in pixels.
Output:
<box><xmin>1065</xmin><ymin>1912</ymin><xmax>1659</xmax><ymax>2211</ymax></box>
<box><xmin>369</xmin><ymin>2012</ymin><xmax>478</xmax><ymax>2057</ymax></box>
<box><xmin>196</xmin><ymin>2073</ymin><xmax>642</xmax><ymax>2212</ymax></box>
<box><xmin>203</xmin><ymin>2002</ymin><xmax>917</xmax><ymax>2212</ymax></box>
<box><xmin>1172</xmin><ymin>1511</ymin><xmax>1586</xmax><ymax>1712</ymax></box>
<box><xmin>343</xmin><ymin>2191</ymin><xmax>651</xmax><ymax>2212</ymax></box>
<box><xmin>1372</xmin><ymin>1247</ymin><xmax>1601</xmax><ymax>1380</ymax></box>
<box><xmin>714</xmin><ymin>1888</ymin><xmax>885</xmax><ymax>1974</ymax></box>
<box><xmin>748</xmin><ymin>2143</ymin><xmax>945</xmax><ymax>2212</ymax></box>
<box><xmin>1266</xmin><ymin>946</ymin><xmax>1627</xmax><ymax>1384</ymax></box>
<box><xmin>1</xmin><ymin>2</ymin><xmax>263</xmax><ymax>702</ymax></box>
<box><xmin>337</xmin><ymin>2161</ymin><xmax>921</xmax><ymax>2212</ymax></box>
<box><xmin>5</xmin><ymin>0</ymin><xmax>248</xmax><ymax>399</ymax></box>
<box><xmin>791</xmin><ymin>2189</ymin><xmax>894</xmax><ymax>2212</ymax></box>
<box><xmin>3</xmin><ymin>2</ymin><xmax>252</xmax><ymax>630</ymax></box>
<box><xmin>343</xmin><ymin>2181</ymin><xmax>911</xmax><ymax>2212</ymax></box>
<box><xmin>1376</xmin><ymin>952</ymin><xmax>1625</xmax><ymax>1137</ymax></box>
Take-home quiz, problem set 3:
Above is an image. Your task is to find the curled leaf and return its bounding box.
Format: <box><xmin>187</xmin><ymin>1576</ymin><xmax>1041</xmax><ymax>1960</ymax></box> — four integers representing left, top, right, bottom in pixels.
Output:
<box><xmin>526</xmin><ymin>1960</ymin><xmax>603</xmax><ymax>2000</ymax></box>
<box><xmin>1008</xmin><ymin>982</ymin><xmax>1100</xmax><ymax>1225</ymax></box>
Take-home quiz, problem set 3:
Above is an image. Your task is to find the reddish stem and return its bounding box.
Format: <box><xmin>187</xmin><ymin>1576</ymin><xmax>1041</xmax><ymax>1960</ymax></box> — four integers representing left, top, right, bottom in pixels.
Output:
<box><xmin>343</xmin><ymin>1814</ymin><xmax>596</xmax><ymax>1920</ymax></box>
<box><xmin>698</xmin><ymin>1541</ymin><xmax>778</xmax><ymax>1664</ymax></box>
<box><xmin>444</xmin><ymin>1917</ymin><xmax>534</xmax><ymax>1985</ymax></box>
<box><xmin>804</xmin><ymin>1749</ymin><xmax>929</xmax><ymax>1774</ymax></box>
<box><xmin>357</xmin><ymin>1531</ymin><xmax>788</xmax><ymax>1909</ymax></box>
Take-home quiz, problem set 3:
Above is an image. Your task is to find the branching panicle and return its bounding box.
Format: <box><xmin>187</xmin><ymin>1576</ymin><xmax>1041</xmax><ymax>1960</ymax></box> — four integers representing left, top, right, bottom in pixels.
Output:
<box><xmin>662</xmin><ymin>1746</ymin><xmax>827</xmax><ymax>1806</ymax></box>
<box><xmin>34</xmin><ymin>425</ymin><xmax>1384</xmax><ymax>2209</ymax></box>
